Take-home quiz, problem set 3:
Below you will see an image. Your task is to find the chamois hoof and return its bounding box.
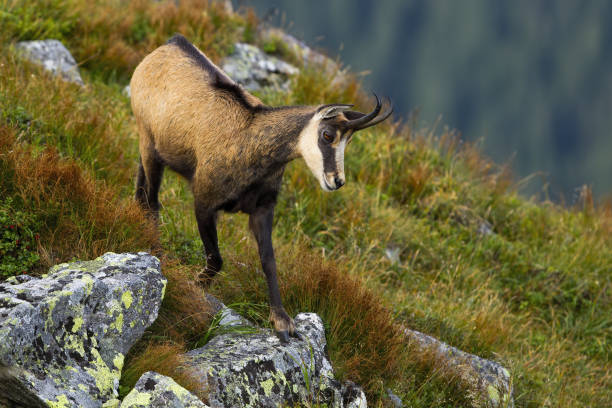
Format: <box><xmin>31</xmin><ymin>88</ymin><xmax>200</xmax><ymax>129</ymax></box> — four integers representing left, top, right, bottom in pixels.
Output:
<box><xmin>276</xmin><ymin>330</ymin><xmax>290</xmax><ymax>343</ymax></box>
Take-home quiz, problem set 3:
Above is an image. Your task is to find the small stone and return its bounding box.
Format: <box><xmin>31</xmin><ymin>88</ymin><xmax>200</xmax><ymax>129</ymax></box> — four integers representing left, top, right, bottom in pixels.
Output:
<box><xmin>386</xmin><ymin>388</ymin><xmax>403</xmax><ymax>408</ymax></box>
<box><xmin>15</xmin><ymin>39</ymin><xmax>84</xmax><ymax>85</ymax></box>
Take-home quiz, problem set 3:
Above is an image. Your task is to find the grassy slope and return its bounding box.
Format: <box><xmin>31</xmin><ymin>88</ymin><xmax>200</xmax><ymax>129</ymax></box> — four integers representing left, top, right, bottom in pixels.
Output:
<box><xmin>1</xmin><ymin>1</ymin><xmax>610</xmax><ymax>406</ymax></box>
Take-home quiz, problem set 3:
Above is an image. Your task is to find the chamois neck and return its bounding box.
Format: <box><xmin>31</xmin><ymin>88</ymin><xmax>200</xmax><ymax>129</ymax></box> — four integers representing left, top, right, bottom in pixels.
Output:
<box><xmin>250</xmin><ymin>105</ymin><xmax>316</xmax><ymax>162</ymax></box>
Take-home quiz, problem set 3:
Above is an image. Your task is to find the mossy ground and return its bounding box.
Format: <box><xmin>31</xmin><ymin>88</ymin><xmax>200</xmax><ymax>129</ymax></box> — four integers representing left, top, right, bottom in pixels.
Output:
<box><xmin>1</xmin><ymin>1</ymin><xmax>610</xmax><ymax>407</ymax></box>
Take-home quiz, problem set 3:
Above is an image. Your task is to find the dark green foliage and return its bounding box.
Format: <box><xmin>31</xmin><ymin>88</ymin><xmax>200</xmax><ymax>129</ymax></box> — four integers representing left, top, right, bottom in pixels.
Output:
<box><xmin>0</xmin><ymin>198</ymin><xmax>40</xmax><ymax>278</ymax></box>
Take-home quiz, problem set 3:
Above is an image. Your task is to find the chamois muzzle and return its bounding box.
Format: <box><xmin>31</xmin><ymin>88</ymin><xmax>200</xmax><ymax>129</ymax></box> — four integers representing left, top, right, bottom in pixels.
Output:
<box><xmin>344</xmin><ymin>94</ymin><xmax>394</xmax><ymax>131</ymax></box>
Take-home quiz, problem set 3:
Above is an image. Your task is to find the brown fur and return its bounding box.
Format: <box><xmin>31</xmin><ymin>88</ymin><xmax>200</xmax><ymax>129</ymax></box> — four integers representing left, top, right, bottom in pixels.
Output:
<box><xmin>130</xmin><ymin>40</ymin><xmax>314</xmax><ymax>211</ymax></box>
<box><xmin>130</xmin><ymin>35</ymin><xmax>389</xmax><ymax>340</ymax></box>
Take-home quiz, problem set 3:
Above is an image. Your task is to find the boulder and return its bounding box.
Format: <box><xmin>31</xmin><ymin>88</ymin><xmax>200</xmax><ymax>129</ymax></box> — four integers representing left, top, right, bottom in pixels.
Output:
<box><xmin>404</xmin><ymin>328</ymin><xmax>513</xmax><ymax>408</ymax></box>
<box><xmin>259</xmin><ymin>27</ymin><xmax>349</xmax><ymax>87</ymax></box>
<box><xmin>184</xmin><ymin>312</ymin><xmax>366</xmax><ymax>408</ymax></box>
<box><xmin>120</xmin><ymin>371</ymin><xmax>209</xmax><ymax>408</ymax></box>
<box><xmin>221</xmin><ymin>43</ymin><xmax>299</xmax><ymax>92</ymax></box>
<box><xmin>260</xmin><ymin>27</ymin><xmax>340</xmax><ymax>72</ymax></box>
<box><xmin>15</xmin><ymin>39</ymin><xmax>84</xmax><ymax>85</ymax></box>
<box><xmin>0</xmin><ymin>252</ymin><xmax>166</xmax><ymax>407</ymax></box>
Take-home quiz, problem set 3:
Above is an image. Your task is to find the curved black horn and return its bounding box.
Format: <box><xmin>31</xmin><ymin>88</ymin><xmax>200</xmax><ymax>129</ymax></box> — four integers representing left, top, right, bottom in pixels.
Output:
<box><xmin>344</xmin><ymin>93</ymin><xmax>382</xmax><ymax>129</ymax></box>
<box><xmin>353</xmin><ymin>99</ymin><xmax>393</xmax><ymax>130</ymax></box>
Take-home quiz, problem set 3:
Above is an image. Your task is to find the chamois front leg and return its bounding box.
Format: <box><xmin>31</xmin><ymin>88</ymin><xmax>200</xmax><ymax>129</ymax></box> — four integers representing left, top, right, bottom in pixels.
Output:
<box><xmin>195</xmin><ymin>206</ymin><xmax>223</xmax><ymax>285</ymax></box>
<box><xmin>249</xmin><ymin>205</ymin><xmax>296</xmax><ymax>343</ymax></box>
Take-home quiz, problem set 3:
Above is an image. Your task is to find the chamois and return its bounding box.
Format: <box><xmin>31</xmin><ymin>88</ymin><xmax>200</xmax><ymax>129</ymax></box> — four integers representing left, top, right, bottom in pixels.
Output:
<box><xmin>131</xmin><ymin>34</ymin><xmax>392</xmax><ymax>342</ymax></box>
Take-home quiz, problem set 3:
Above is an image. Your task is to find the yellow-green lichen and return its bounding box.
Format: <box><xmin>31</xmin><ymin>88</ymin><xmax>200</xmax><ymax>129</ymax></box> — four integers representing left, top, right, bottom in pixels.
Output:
<box><xmin>122</xmin><ymin>291</ymin><xmax>133</xmax><ymax>309</ymax></box>
<box><xmin>46</xmin><ymin>394</ymin><xmax>70</xmax><ymax>408</ymax></box>
<box><xmin>110</xmin><ymin>312</ymin><xmax>123</xmax><ymax>332</ymax></box>
<box><xmin>260</xmin><ymin>378</ymin><xmax>274</xmax><ymax>396</ymax></box>
<box><xmin>487</xmin><ymin>384</ymin><xmax>500</xmax><ymax>404</ymax></box>
<box><xmin>160</xmin><ymin>279</ymin><xmax>167</xmax><ymax>300</ymax></box>
<box><xmin>45</xmin><ymin>297</ymin><xmax>59</xmax><ymax>330</ymax></box>
<box><xmin>168</xmin><ymin>379</ymin><xmax>190</xmax><ymax>398</ymax></box>
<box><xmin>72</xmin><ymin>316</ymin><xmax>84</xmax><ymax>333</ymax></box>
<box><xmin>121</xmin><ymin>389</ymin><xmax>152</xmax><ymax>406</ymax></box>
<box><xmin>113</xmin><ymin>353</ymin><xmax>124</xmax><ymax>370</ymax></box>
<box><xmin>81</xmin><ymin>274</ymin><xmax>95</xmax><ymax>295</ymax></box>
<box><xmin>62</xmin><ymin>334</ymin><xmax>86</xmax><ymax>360</ymax></box>
<box><xmin>85</xmin><ymin>348</ymin><xmax>119</xmax><ymax>395</ymax></box>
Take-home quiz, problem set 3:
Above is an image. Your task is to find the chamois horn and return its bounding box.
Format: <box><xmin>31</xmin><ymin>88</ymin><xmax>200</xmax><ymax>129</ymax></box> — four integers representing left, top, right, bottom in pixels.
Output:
<box><xmin>344</xmin><ymin>94</ymin><xmax>393</xmax><ymax>131</ymax></box>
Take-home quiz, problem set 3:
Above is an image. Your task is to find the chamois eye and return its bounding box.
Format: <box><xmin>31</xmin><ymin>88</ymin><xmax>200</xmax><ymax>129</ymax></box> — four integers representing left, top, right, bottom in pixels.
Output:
<box><xmin>322</xmin><ymin>130</ymin><xmax>334</xmax><ymax>143</ymax></box>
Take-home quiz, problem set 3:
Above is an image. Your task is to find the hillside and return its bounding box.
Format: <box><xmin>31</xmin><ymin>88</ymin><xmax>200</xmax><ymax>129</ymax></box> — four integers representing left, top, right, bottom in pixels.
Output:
<box><xmin>1</xmin><ymin>1</ymin><xmax>610</xmax><ymax>407</ymax></box>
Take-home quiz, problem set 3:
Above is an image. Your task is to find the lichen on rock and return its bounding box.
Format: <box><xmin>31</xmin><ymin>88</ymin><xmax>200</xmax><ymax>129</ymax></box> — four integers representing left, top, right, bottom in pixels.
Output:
<box><xmin>184</xmin><ymin>312</ymin><xmax>366</xmax><ymax>408</ymax></box>
<box><xmin>0</xmin><ymin>252</ymin><xmax>166</xmax><ymax>407</ymax></box>
<box><xmin>120</xmin><ymin>371</ymin><xmax>210</xmax><ymax>408</ymax></box>
<box><xmin>221</xmin><ymin>43</ymin><xmax>299</xmax><ymax>92</ymax></box>
<box><xmin>404</xmin><ymin>327</ymin><xmax>514</xmax><ymax>408</ymax></box>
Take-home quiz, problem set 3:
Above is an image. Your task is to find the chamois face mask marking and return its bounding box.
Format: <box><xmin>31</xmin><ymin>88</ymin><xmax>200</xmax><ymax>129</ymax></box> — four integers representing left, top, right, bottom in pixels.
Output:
<box><xmin>298</xmin><ymin>114</ymin><xmax>328</xmax><ymax>190</ymax></box>
<box><xmin>298</xmin><ymin>113</ymin><xmax>349</xmax><ymax>192</ymax></box>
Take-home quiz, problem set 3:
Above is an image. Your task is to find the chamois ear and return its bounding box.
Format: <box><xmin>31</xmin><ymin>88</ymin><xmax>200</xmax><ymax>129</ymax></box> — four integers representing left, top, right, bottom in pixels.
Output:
<box><xmin>317</xmin><ymin>104</ymin><xmax>354</xmax><ymax>119</ymax></box>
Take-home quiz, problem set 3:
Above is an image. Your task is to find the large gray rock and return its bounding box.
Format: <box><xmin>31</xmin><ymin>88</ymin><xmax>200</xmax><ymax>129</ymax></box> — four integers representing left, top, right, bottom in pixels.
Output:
<box><xmin>0</xmin><ymin>252</ymin><xmax>166</xmax><ymax>407</ymax></box>
<box><xmin>221</xmin><ymin>43</ymin><xmax>299</xmax><ymax>92</ymax></box>
<box><xmin>185</xmin><ymin>312</ymin><xmax>366</xmax><ymax>408</ymax></box>
<box><xmin>259</xmin><ymin>27</ymin><xmax>349</xmax><ymax>87</ymax></box>
<box><xmin>15</xmin><ymin>39</ymin><xmax>84</xmax><ymax>85</ymax></box>
<box><xmin>260</xmin><ymin>27</ymin><xmax>339</xmax><ymax>71</ymax></box>
<box><xmin>120</xmin><ymin>371</ymin><xmax>209</xmax><ymax>408</ymax></box>
<box><xmin>404</xmin><ymin>328</ymin><xmax>513</xmax><ymax>408</ymax></box>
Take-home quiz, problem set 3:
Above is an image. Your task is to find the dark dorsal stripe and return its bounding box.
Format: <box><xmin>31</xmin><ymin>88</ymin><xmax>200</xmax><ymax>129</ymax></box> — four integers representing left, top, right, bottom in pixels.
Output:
<box><xmin>166</xmin><ymin>34</ymin><xmax>259</xmax><ymax>112</ymax></box>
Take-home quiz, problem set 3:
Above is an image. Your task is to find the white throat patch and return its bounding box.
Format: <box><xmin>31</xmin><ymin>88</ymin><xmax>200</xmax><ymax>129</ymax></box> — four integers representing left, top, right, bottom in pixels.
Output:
<box><xmin>297</xmin><ymin>113</ymin><xmax>329</xmax><ymax>191</ymax></box>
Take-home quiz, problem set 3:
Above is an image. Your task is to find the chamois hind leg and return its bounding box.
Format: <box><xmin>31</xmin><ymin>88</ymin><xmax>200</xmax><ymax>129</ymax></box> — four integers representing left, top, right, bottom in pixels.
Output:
<box><xmin>135</xmin><ymin>159</ymin><xmax>147</xmax><ymax>208</ymax></box>
<box><xmin>136</xmin><ymin>150</ymin><xmax>164</xmax><ymax>218</ymax></box>
<box><xmin>249</xmin><ymin>204</ymin><xmax>297</xmax><ymax>343</ymax></box>
<box><xmin>195</xmin><ymin>205</ymin><xmax>223</xmax><ymax>285</ymax></box>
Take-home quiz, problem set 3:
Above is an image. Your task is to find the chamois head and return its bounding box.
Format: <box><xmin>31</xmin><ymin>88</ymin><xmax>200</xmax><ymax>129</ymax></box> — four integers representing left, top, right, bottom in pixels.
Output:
<box><xmin>297</xmin><ymin>94</ymin><xmax>393</xmax><ymax>191</ymax></box>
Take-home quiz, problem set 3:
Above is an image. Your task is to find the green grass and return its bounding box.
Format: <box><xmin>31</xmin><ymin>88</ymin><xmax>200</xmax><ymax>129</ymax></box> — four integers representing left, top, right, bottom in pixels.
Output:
<box><xmin>1</xmin><ymin>1</ymin><xmax>610</xmax><ymax>407</ymax></box>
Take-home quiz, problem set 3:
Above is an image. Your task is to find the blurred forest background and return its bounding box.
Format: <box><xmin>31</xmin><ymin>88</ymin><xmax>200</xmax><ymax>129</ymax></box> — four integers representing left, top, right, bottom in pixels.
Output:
<box><xmin>241</xmin><ymin>0</ymin><xmax>612</xmax><ymax>201</ymax></box>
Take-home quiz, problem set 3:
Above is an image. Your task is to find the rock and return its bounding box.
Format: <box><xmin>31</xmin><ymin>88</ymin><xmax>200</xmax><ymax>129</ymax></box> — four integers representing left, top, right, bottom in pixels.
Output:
<box><xmin>477</xmin><ymin>221</ymin><xmax>494</xmax><ymax>236</ymax></box>
<box><xmin>404</xmin><ymin>328</ymin><xmax>513</xmax><ymax>408</ymax></box>
<box><xmin>120</xmin><ymin>371</ymin><xmax>209</xmax><ymax>408</ymax></box>
<box><xmin>386</xmin><ymin>388</ymin><xmax>403</xmax><ymax>407</ymax></box>
<box><xmin>0</xmin><ymin>252</ymin><xmax>166</xmax><ymax>407</ymax></box>
<box><xmin>204</xmin><ymin>293</ymin><xmax>254</xmax><ymax>328</ymax></box>
<box><xmin>384</xmin><ymin>246</ymin><xmax>401</xmax><ymax>265</ymax></box>
<box><xmin>221</xmin><ymin>43</ymin><xmax>299</xmax><ymax>92</ymax></box>
<box><xmin>260</xmin><ymin>27</ymin><xmax>339</xmax><ymax>72</ymax></box>
<box><xmin>15</xmin><ymin>39</ymin><xmax>84</xmax><ymax>85</ymax></box>
<box><xmin>184</xmin><ymin>312</ymin><xmax>366</xmax><ymax>408</ymax></box>
<box><xmin>259</xmin><ymin>27</ymin><xmax>348</xmax><ymax>87</ymax></box>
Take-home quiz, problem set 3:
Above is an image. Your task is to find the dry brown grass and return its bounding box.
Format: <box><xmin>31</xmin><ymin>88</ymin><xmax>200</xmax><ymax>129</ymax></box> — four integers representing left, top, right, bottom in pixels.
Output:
<box><xmin>66</xmin><ymin>0</ymin><xmax>255</xmax><ymax>80</ymax></box>
<box><xmin>148</xmin><ymin>260</ymin><xmax>215</xmax><ymax>344</ymax></box>
<box><xmin>119</xmin><ymin>341</ymin><xmax>207</xmax><ymax>401</ymax></box>
<box><xmin>0</xmin><ymin>124</ymin><xmax>158</xmax><ymax>270</ymax></box>
<box><xmin>210</xmin><ymin>238</ymin><xmax>408</xmax><ymax>396</ymax></box>
<box><xmin>119</xmin><ymin>259</ymin><xmax>215</xmax><ymax>399</ymax></box>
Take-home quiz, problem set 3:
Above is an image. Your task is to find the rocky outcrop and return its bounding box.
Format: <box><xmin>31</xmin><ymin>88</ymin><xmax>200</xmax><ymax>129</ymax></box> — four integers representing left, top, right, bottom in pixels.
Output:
<box><xmin>15</xmin><ymin>39</ymin><xmax>84</xmax><ymax>85</ymax></box>
<box><xmin>221</xmin><ymin>43</ymin><xmax>299</xmax><ymax>92</ymax></box>
<box><xmin>0</xmin><ymin>252</ymin><xmax>166</xmax><ymax>408</ymax></box>
<box><xmin>120</xmin><ymin>372</ymin><xmax>209</xmax><ymax>408</ymax></box>
<box><xmin>404</xmin><ymin>328</ymin><xmax>513</xmax><ymax>408</ymax></box>
<box><xmin>184</xmin><ymin>312</ymin><xmax>366</xmax><ymax>408</ymax></box>
<box><xmin>260</xmin><ymin>27</ymin><xmax>339</xmax><ymax>72</ymax></box>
